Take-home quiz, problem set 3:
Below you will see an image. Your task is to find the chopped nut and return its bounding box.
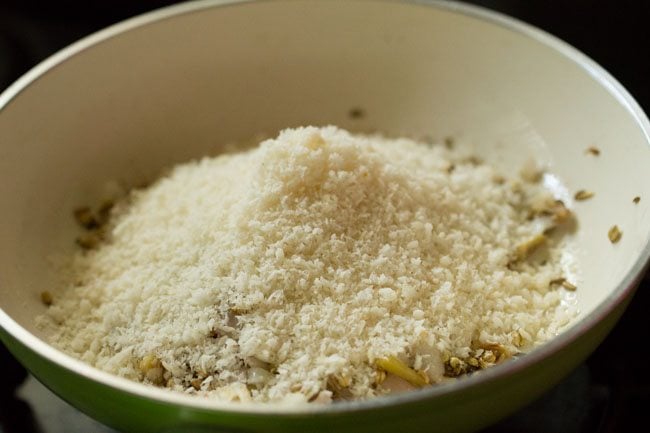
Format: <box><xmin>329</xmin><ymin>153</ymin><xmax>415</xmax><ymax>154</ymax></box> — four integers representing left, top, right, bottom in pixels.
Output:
<box><xmin>574</xmin><ymin>190</ymin><xmax>594</xmax><ymax>201</ymax></box>
<box><xmin>40</xmin><ymin>291</ymin><xmax>53</xmax><ymax>306</ymax></box>
<box><xmin>608</xmin><ymin>225</ymin><xmax>622</xmax><ymax>243</ymax></box>
<box><xmin>585</xmin><ymin>146</ymin><xmax>600</xmax><ymax>156</ymax></box>
<box><xmin>633</xmin><ymin>196</ymin><xmax>641</xmax><ymax>204</ymax></box>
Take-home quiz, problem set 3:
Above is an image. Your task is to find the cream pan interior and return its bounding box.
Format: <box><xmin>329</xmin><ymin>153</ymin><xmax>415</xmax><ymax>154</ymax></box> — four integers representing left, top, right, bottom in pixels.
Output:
<box><xmin>1</xmin><ymin>0</ymin><xmax>650</xmax><ymax>416</ymax></box>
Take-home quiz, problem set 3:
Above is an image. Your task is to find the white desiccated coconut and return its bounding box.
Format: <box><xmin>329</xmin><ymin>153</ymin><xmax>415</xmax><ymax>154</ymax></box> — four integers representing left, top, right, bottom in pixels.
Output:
<box><xmin>42</xmin><ymin>126</ymin><xmax>577</xmax><ymax>403</ymax></box>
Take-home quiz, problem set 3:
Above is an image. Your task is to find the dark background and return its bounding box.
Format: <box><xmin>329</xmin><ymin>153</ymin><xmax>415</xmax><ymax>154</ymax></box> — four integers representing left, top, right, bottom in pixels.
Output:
<box><xmin>1</xmin><ymin>1</ymin><xmax>649</xmax><ymax>432</ymax></box>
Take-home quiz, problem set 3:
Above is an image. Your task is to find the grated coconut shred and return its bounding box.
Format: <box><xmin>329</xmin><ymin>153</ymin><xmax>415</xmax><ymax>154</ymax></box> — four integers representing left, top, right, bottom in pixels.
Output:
<box><xmin>40</xmin><ymin>126</ymin><xmax>578</xmax><ymax>404</ymax></box>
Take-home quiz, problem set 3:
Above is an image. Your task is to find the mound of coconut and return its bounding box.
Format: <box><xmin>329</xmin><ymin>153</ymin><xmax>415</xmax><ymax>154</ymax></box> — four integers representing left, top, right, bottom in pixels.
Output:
<box><xmin>40</xmin><ymin>126</ymin><xmax>577</xmax><ymax>404</ymax></box>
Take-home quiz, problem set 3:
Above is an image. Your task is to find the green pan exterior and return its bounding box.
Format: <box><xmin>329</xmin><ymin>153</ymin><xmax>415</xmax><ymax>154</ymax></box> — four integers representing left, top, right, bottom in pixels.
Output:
<box><xmin>0</xmin><ymin>294</ymin><xmax>630</xmax><ymax>433</ymax></box>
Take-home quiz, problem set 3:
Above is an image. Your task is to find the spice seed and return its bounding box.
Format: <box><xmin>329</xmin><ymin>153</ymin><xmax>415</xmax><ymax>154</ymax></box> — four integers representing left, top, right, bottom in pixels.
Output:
<box><xmin>633</xmin><ymin>196</ymin><xmax>641</xmax><ymax>204</ymax></box>
<box><xmin>73</xmin><ymin>207</ymin><xmax>98</xmax><ymax>230</ymax></box>
<box><xmin>40</xmin><ymin>291</ymin><xmax>53</xmax><ymax>306</ymax></box>
<box><xmin>574</xmin><ymin>190</ymin><xmax>594</xmax><ymax>201</ymax></box>
<box><xmin>561</xmin><ymin>280</ymin><xmax>577</xmax><ymax>291</ymax></box>
<box><xmin>608</xmin><ymin>225</ymin><xmax>622</xmax><ymax>243</ymax></box>
<box><xmin>585</xmin><ymin>146</ymin><xmax>600</xmax><ymax>156</ymax></box>
<box><xmin>444</xmin><ymin>136</ymin><xmax>455</xmax><ymax>149</ymax></box>
<box><xmin>348</xmin><ymin>107</ymin><xmax>365</xmax><ymax>119</ymax></box>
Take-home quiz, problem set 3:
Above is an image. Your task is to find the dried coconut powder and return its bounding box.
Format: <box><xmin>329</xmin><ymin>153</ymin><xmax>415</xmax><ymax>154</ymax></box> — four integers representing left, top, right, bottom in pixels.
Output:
<box><xmin>40</xmin><ymin>126</ymin><xmax>578</xmax><ymax>404</ymax></box>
